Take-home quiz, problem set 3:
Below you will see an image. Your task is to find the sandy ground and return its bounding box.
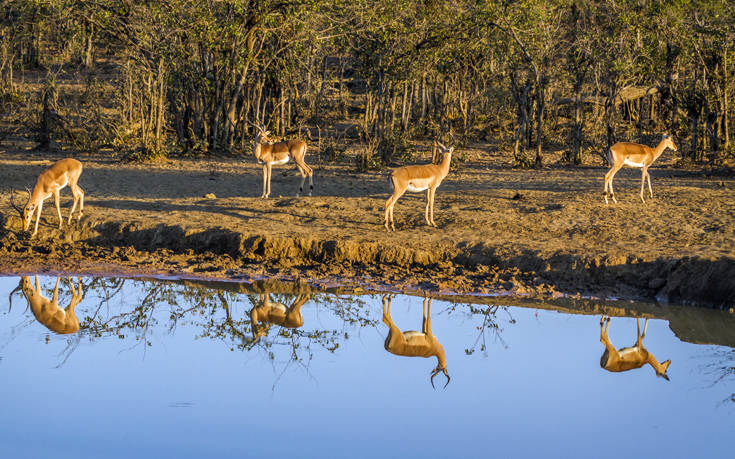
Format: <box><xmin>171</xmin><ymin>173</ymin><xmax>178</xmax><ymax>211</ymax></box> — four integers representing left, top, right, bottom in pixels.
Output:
<box><xmin>1</xmin><ymin>141</ymin><xmax>734</xmax><ymax>307</ymax></box>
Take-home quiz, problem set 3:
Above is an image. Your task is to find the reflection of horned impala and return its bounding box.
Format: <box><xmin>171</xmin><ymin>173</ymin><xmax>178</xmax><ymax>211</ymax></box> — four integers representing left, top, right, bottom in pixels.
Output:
<box><xmin>15</xmin><ymin>276</ymin><xmax>84</xmax><ymax>334</ymax></box>
<box><xmin>250</xmin><ymin>293</ymin><xmax>311</xmax><ymax>342</ymax></box>
<box><xmin>599</xmin><ymin>315</ymin><xmax>671</xmax><ymax>380</ymax></box>
<box><xmin>381</xmin><ymin>295</ymin><xmax>450</xmax><ymax>388</ymax></box>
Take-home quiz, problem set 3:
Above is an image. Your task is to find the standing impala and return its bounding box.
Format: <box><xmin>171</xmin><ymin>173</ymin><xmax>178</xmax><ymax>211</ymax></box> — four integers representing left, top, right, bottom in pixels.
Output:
<box><xmin>604</xmin><ymin>134</ymin><xmax>677</xmax><ymax>204</ymax></box>
<box><xmin>11</xmin><ymin>276</ymin><xmax>84</xmax><ymax>334</ymax></box>
<box><xmin>381</xmin><ymin>294</ymin><xmax>450</xmax><ymax>389</ymax></box>
<box><xmin>252</xmin><ymin>124</ymin><xmax>312</xmax><ymax>198</ymax></box>
<box><xmin>384</xmin><ymin>137</ymin><xmax>454</xmax><ymax>231</ymax></box>
<box><xmin>10</xmin><ymin>157</ymin><xmax>85</xmax><ymax>236</ymax></box>
<box><xmin>250</xmin><ymin>292</ymin><xmax>311</xmax><ymax>343</ymax></box>
<box><xmin>599</xmin><ymin>315</ymin><xmax>671</xmax><ymax>380</ymax></box>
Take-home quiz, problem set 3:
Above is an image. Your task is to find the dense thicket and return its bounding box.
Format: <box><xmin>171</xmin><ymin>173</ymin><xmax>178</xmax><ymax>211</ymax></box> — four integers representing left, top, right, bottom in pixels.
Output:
<box><xmin>1</xmin><ymin>0</ymin><xmax>733</xmax><ymax>167</ymax></box>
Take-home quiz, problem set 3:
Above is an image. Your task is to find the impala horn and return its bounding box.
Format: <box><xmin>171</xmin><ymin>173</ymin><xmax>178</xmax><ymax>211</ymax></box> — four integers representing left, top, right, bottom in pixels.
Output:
<box><xmin>8</xmin><ymin>282</ymin><xmax>22</xmax><ymax>313</ymax></box>
<box><xmin>9</xmin><ymin>188</ymin><xmax>24</xmax><ymax>219</ymax></box>
<box><xmin>430</xmin><ymin>367</ymin><xmax>451</xmax><ymax>389</ymax></box>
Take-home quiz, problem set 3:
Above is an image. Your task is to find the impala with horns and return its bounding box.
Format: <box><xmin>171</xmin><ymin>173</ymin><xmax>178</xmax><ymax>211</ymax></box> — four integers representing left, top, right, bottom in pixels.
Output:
<box><xmin>604</xmin><ymin>134</ymin><xmax>677</xmax><ymax>204</ymax></box>
<box><xmin>384</xmin><ymin>136</ymin><xmax>454</xmax><ymax>231</ymax></box>
<box><xmin>9</xmin><ymin>276</ymin><xmax>84</xmax><ymax>334</ymax></box>
<box><xmin>381</xmin><ymin>294</ymin><xmax>450</xmax><ymax>389</ymax></box>
<box><xmin>599</xmin><ymin>315</ymin><xmax>671</xmax><ymax>380</ymax></box>
<box><xmin>252</xmin><ymin>123</ymin><xmax>312</xmax><ymax>198</ymax></box>
<box><xmin>250</xmin><ymin>292</ymin><xmax>311</xmax><ymax>343</ymax></box>
<box><xmin>10</xmin><ymin>158</ymin><xmax>85</xmax><ymax>237</ymax></box>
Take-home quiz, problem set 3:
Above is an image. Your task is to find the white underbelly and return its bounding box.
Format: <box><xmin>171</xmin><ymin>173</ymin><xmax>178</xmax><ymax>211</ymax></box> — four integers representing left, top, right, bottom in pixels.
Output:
<box><xmin>623</xmin><ymin>158</ymin><xmax>645</xmax><ymax>168</ymax></box>
<box><xmin>271</xmin><ymin>303</ymin><xmax>287</xmax><ymax>313</ymax></box>
<box><xmin>271</xmin><ymin>157</ymin><xmax>290</xmax><ymax>166</ymax></box>
<box><xmin>403</xmin><ymin>331</ymin><xmax>425</xmax><ymax>338</ymax></box>
<box><xmin>406</xmin><ymin>183</ymin><xmax>429</xmax><ymax>192</ymax></box>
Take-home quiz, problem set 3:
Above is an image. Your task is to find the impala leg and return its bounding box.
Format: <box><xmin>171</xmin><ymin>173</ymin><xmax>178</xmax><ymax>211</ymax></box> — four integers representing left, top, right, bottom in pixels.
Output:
<box><xmin>385</xmin><ymin>197</ymin><xmax>396</xmax><ymax>231</ymax></box>
<box><xmin>52</xmin><ymin>277</ymin><xmax>60</xmax><ymax>303</ymax></box>
<box><xmin>423</xmin><ymin>298</ymin><xmax>433</xmax><ymax>335</ymax></box>
<box><xmin>429</xmin><ymin>187</ymin><xmax>437</xmax><ymax>227</ymax></box>
<box><xmin>68</xmin><ymin>184</ymin><xmax>84</xmax><ymax>223</ymax></box>
<box><xmin>77</xmin><ymin>186</ymin><xmax>84</xmax><ymax>221</ymax></box>
<box><xmin>641</xmin><ymin>318</ymin><xmax>648</xmax><ymax>338</ymax></box>
<box><xmin>604</xmin><ymin>164</ymin><xmax>622</xmax><ymax>204</ymax></box>
<box><xmin>640</xmin><ymin>167</ymin><xmax>648</xmax><ymax>203</ymax></box>
<box><xmin>261</xmin><ymin>164</ymin><xmax>268</xmax><ymax>198</ymax></box>
<box><xmin>600</xmin><ymin>316</ymin><xmax>616</xmax><ymax>354</ymax></box>
<box><xmin>53</xmin><ymin>190</ymin><xmax>63</xmax><ymax>228</ymax></box>
<box><xmin>68</xmin><ymin>193</ymin><xmax>78</xmax><ymax>224</ymax></box>
<box><xmin>294</xmin><ymin>157</ymin><xmax>313</xmax><ymax>197</ymax></box>
<box><xmin>65</xmin><ymin>276</ymin><xmax>77</xmax><ymax>295</ymax></box>
<box><xmin>32</xmin><ymin>200</ymin><xmax>44</xmax><ymax>236</ymax></box>
<box><xmin>381</xmin><ymin>294</ymin><xmax>395</xmax><ymax>326</ymax></box>
<box><xmin>646</xmin><ymin>171</ymin><xmax>653</xmax><ymax>199</ymax></box>
<box><xmin>385</xmin><ymin>179</ymin><xmax>405</xmax><ymax>231</ymax></box>
<box><xmin>295</xmin><ymin>164</ymin><xmax>306</xmax><ymax>197</ymax></box>
<box><xmin>424</xmin><ymin>189</ymin><xmax>431</xmax><ymax>226</ymax></box>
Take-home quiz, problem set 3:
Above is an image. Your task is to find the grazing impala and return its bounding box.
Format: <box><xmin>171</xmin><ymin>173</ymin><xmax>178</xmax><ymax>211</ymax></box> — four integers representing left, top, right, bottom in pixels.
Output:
<box><xmin>252</xmin><ymin>124</ymin><xmax>313</xmax><ymax>198</ymax></box>
<box><xmin>384</xmin><ymin>137</ymin><xmax>454</xmax><ymax>231</ymax></box>
<box><xmin>10</xmin><ymin>158</ymin><xmax>85</xmax><ymax>236</ymax></box>
<box><xmin>599</xmin><ymin>315</ymin><xmax>671</xmax><ymax>380</ymax></box>
<box><xmin>250</xmin><ymin>292</ymin><xmax>311</xmax><ymax>343</ymax></box>
<box><xmin>604</xmin><ymin>134</ymin><xmax>677</xmax><ymax>204</ymax></box>
<box><xmin>12</xmin><ymin>276</ymin><xmax>84</xmax><ymax>334</ymax></box>
<box><xmin>381</xmin><ymin>294</ymin><xmax>450</xmax><ymax>388</ymax></box>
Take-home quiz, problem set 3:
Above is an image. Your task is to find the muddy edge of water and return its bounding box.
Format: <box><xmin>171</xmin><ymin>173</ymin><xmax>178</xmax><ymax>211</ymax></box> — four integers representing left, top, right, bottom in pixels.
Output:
<box><xmin>0</xmin><ymin>215</ymin><xmax>733</xmax><ymax>308</ymax></box>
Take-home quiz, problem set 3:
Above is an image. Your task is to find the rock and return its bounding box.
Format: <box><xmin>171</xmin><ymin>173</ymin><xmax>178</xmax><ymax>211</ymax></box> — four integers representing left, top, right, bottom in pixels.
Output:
<box><xmin>204</xmin><ymin>193</ymin><xmax>216</xmax><ymax>199</ymax></box>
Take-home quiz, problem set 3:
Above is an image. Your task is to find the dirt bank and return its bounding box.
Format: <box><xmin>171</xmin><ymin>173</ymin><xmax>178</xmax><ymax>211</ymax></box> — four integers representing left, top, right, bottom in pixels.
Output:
<box><xmin>1</xmin><ymin>145</ymin><xmax>734</xmax><ymax>307</ymax></box>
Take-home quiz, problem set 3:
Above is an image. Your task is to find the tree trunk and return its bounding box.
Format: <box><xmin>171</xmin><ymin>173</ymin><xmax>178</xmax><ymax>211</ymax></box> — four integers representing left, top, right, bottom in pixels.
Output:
<box><xmin>535</xmin><ymin>75</ymin><xmax>544</xmax><ymax>167</ymax></box>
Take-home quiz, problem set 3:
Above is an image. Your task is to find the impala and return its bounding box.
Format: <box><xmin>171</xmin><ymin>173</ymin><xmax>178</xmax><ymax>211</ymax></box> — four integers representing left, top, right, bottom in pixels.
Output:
<box><xmin>384</xmin><ymin>137</ymin><xmax>454</xmax><ymax>231</ymax></box>
<box><xmin>381</xmin><ymin>294</ymin><xmax>450</xmax><ymax>389</ymax></box>
<box><xmin>604</xmin><ymin>134</ymin><xmax>677</xmax><ymax>204</ymax></box>
<box><xmin>10</xmin><ymin>158</ymin><xmax>85</xmax><ymax>236</ymax></box>
<box><xmin>252</xmin><ymin>124</ymin><xmax>313</xmax><ymax>198</ymax></box>
<box><xmin>250</xmin><ymin>292</ymin><xmax>311</xmax><ymax>343</ymax></box>
<box><xmin>10</xmin><ymin>276</ymin><xmax>83</xmax><ymax>334</ymax></box>
<box><xmin>599</xmin><ymin>315</ymin><xmax>671</xmax><ymax>380</ymax></box>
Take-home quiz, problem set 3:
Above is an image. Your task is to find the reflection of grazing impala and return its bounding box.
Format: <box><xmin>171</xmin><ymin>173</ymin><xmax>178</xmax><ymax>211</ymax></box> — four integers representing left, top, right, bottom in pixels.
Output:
<box><xmin>600</xmin><ymin>315</ymin><xmax>671</xmax><ymax>380</ymax></box>
<box><xmin>17</xmin><ymin>276</ymin><xmax>84</xmax><ymax>334</ymax></box>
<box><xmin>250</xmin><ymin>293</ymin><xmax>311</xmax><ymax>342</ymax></box>
<box><xmin>382</xmin><ymin>295</ymin><xmax>450</xmax><ymax>389</ymax></box>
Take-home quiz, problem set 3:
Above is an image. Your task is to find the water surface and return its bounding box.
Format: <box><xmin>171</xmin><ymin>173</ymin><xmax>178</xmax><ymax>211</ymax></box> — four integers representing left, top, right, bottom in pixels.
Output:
<box><xmin>1</xmin><ymin>275</ymin><xmax>733</xmax><ymax>458</ymax></box>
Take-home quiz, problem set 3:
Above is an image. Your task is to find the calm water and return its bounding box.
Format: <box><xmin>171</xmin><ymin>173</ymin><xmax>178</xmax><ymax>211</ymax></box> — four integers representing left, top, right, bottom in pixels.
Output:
<box><xmin>0</xmin><ymin>275</ymin><xmax>733</xmax><ymax>458</ymax></box>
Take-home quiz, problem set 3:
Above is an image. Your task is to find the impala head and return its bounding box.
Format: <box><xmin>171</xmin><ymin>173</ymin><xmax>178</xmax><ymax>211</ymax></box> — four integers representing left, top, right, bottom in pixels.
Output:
<box><xmin>657</xmin><ymin>359</ymin><xmax>671</xmax><ymax>381</ymax></box>
<box><xmin>430</xmin><ymin>365</ymin><xmax>450</xmax><ymax>389</ymax></box>
<box><xmin>662</xmin><ymin>134</ymin><xmax>677</xmax><ymax>152</ymax></box>
<box><xmin>17</xmin><ymin>276</ymin><xmax>36</xmax><ymax>300</ymax></box>
<box><xmin>436</xmin><ymin>134</ymin><xmax>455</xmax><ymax>162</ymax></box>
<box><xmin>10</xmin><ymin>188</ymin><xmax>34</xmax><ymax>231</ymax></box>
<box><xmin>7</xmin><ymin>277</ymin><xmax>30</xmax><ymax>312</ymax></box>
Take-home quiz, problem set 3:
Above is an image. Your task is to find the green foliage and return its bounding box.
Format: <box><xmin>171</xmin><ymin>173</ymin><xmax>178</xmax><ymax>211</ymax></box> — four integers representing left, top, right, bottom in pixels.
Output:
<box><xmin>0</xmin><ymin>0</ymin><xmax>733</xmax><ymax>165</ymax></box>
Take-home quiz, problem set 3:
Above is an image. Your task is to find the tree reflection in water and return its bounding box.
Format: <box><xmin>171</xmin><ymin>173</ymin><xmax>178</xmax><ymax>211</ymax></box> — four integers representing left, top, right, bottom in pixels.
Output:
<box><xmin>702</xmin><ymin>347</ymin><xmax>735</xmax><ymax>405</ymax></box>
<box><xmin>74</xmin><ymin>279</ymin><xmax>377</xmax><ymax>378</ymax></box>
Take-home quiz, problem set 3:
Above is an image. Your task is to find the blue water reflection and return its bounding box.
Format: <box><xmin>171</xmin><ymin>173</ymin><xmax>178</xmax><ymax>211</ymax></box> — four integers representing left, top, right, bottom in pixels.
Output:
<box><xmin>0</xmin><ymin>275</ymin><xmax>732</xmax><ymax>459</ymax></box>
